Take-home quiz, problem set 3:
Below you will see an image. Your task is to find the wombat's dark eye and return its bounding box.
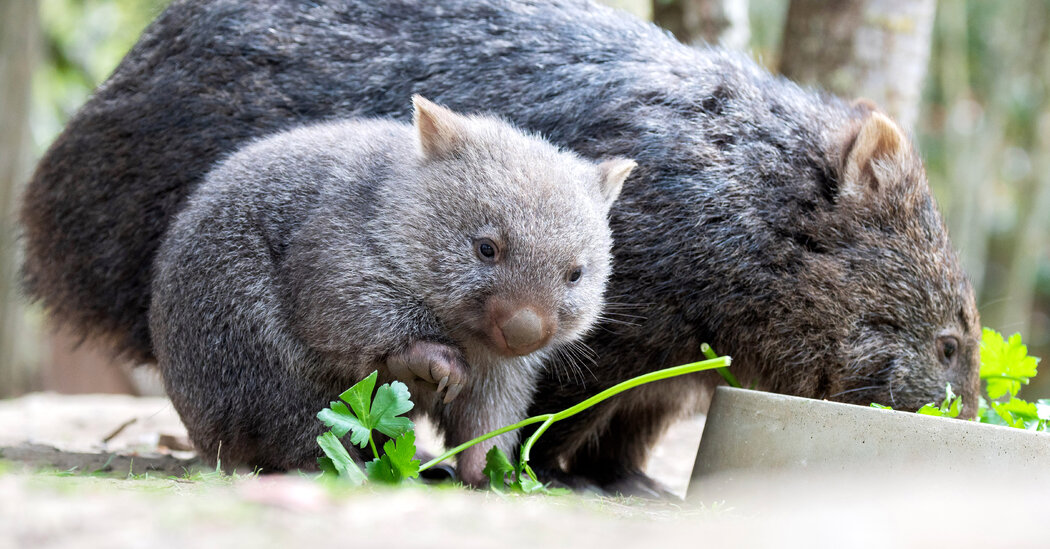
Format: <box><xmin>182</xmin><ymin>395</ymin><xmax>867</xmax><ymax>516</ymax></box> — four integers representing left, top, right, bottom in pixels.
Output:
<box><xmin>474</xmin><ymin>238</ymin><xmax>499</xmax><ymax>262</ymax></box>
<box><xmin>567</xmin><ymin>267</ymin><xmax>583</xmax><ymax>284</ymax></box>
<box><xmin>937</xmin><ymin>336</ymin><xmax>959</xmax><ymax>367</ymax></box>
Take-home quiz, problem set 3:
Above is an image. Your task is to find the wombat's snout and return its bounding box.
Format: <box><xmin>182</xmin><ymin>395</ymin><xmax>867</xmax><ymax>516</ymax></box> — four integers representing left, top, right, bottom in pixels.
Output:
<box><xmin>488</xmin><ymin>302</ymin><xmax>555</xmax><ymax>356</ymax></box>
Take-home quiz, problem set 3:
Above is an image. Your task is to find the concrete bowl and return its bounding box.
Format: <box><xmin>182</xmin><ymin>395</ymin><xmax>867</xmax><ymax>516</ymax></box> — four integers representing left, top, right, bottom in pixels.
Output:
<box><xmin>690</xmin><ymin>386</ymin><xmax>1050</xmax><ymax>493</ymax></box>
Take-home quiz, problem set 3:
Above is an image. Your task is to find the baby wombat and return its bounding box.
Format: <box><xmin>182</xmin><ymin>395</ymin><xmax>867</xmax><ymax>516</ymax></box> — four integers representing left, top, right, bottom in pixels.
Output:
<box><xmin>148</xmin><ymin>96</ymin><xmax>634</xmax><ymax>483</ymax></box>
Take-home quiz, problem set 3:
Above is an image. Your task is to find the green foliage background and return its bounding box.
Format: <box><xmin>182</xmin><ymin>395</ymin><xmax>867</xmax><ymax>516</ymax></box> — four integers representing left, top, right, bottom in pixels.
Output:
<box><xmin>31</xmin><ymin>0</ymin><xmax>168</xmax><ymax>150</ymax></box>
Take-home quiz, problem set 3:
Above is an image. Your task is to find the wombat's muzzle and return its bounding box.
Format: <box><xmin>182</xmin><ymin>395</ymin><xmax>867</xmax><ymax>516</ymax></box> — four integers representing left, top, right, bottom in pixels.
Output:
<box><xmin>487</xmin><ymin>302</ymin><xmax>555</xmax><ymax>356</ymax></box>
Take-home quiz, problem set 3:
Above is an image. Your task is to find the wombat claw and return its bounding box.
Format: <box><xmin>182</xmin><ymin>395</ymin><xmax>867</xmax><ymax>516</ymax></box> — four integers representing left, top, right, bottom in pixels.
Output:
<box><xmin>386</xmin><ymin>341</ymin><xmax>468</xmax><ymax>402</ymax></box>
<box><xmin>443</xmin><ymin>382</ymin><xmax>464</xmax><ymax>404</ymax></box>
<box><xmin>437</xmin><ymin>373</ymin><xmax>465</xmax><ymax>403</ymax></box>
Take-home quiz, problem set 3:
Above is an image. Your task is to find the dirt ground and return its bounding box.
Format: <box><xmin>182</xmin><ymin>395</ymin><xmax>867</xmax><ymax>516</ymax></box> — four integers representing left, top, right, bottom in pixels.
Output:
<box><xmin>0</xmin><ymin>393</ymin><xmax>711</xmax><ymax>548</ymax></box>
<box><xmin>1</xmin><ymin>393</ymin><xmax>1046</xmax><ymax>548</ymax></box>
<box><xmin>0</xmin><ymin>392</ymin><xmax>702</xmax><ymax>491</ymax></box>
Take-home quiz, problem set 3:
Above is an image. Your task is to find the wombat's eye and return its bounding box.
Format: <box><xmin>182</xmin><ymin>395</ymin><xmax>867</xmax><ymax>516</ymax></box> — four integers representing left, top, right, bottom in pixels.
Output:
<box><xmin>474</xmin><ymin>238</ymin><xmax>499</xmax><ymax>262</ymax></box>
<box><xmin>937</xmin><ymin>336</ymin><xmax>959</xmax><ymax>367</ymax></box>
<box><xmin>567</xmin><ymin>267</ymin><xmax>583</xmax><ymax>284</ymax></box>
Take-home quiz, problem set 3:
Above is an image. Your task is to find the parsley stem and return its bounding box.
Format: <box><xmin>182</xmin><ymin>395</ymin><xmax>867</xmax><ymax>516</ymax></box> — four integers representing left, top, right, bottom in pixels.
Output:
<box><xmin>419</xmin><ymin>415</ymin><xmax>553</xmax><ymax>471</ymax></box>
<box><xmin>542</xmin><ymin>356</ymin><xmax>730</xmax><ymax>424</ymax></box>
<box><xmin>703</xmin><ymin>343</ymin><xmax>741</xmax><ymax>388</ymax></box>
<box><xmin>418</xmin><ymin>355</ymin><xmax>730</xmax><ymax>472</ymax></box>
<box><xmin>368</xmin><ymin>435</ymin><xmax>379</xmax><ymax>460</ymax></box>
<box><xmin>519</xmin><ymin>415</ymin><xmax>556</xmax><ymax>465</ymax></box>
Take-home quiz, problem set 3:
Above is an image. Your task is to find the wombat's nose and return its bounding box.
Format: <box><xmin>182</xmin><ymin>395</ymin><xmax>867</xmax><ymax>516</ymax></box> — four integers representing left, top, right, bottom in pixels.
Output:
<box><xmin>500</xmin><ymin>308</ymin><xmax>550</xmax><ymax>355</ymax></box>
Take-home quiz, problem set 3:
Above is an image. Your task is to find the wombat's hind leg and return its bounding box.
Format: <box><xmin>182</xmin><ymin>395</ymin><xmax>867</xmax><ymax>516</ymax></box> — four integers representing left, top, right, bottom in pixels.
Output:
<box><xmin>529</xmin><ymin>397</ymin><xmax>682</xmax><ymax>499</ymax></box>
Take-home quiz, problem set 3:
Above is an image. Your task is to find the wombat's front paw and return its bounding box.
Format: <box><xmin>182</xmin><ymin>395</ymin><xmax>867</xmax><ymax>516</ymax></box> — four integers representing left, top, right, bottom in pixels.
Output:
<box><xmin>386</xmin><ymin>341</ymin><xmax>468</xmax><ymax>403</ymax></box>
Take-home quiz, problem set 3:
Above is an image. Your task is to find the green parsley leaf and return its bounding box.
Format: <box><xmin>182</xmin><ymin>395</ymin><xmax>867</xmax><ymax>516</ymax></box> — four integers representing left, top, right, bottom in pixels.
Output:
<box><xmin>990</xmin><ymin>396</ymin><xmax>1049</xmax><ymax>430</ymax></box>
<box><xmin>316</xmin><ymin>372</ymin><xmax>415</xmax><ymax>450</ymax></box>
<box><xmin>517</xmin><ymin>464</ymin><xmax>547</xmax><ymax>494</ymax></box>
<box><xmin>977</xmin><ymin>396</ymin><xmax>1008</xmax><ymax>426</ymax></box>
<box><xmin>947</xmin><ymin>394</ymin><xmax>962</xmax><ymax>418</ymax></box>
<box><xmin>482</xmin><ymin>446</ymin><xmax>515</xmax><ymax>491</ymax></box>
<box><xmin>316</xmin><ymin>431</ymin><xmax>365</xmax><ymax>485</ymax></box>
<box><xmin>318</xmin><ymin>401</ymin><xmax>371</xmax><ymax>448</ymax></box>
<box><xmin>369</xmin><ymin>381</ymin><xmax>415</xmax><ymax>439</ymax></box>
<box><xmin>482</xmin><ymin>446</ymin><xmax>568</xmax><ymax>496</ymax></box>
<box><xmin>995</xmin><ymin>397</ymin><xmax>1040</xmax><ymax>421</ymax></box>
<box><xmin>317</xmin><ymin>456</ymin><xmax>339</xmax><ymax>477</ymax></box>
<box><xmin>917</xmin><ymin>403</ymin><xmax>947</xmax><ymax>417</ymax></box>
<box><xmin>981</xmin><ymin>328</ymin><xmax>1040</xmax><ymax>399</ymax></box>
<box><xmin>340</xmin><ymin>371</ymin><xmax>378</xmax><ymax>423</ymax></box>
<box><xmin>317</xmin><ymin>371</ymin><xmax>379</xmax><ymax>448</ymax></box>
<box><xmin>365</xmin><ymin>431</ymin><xmax>420</xmax><ymax>484</ymax></box>
<box><xmin>915</xmin><ymin>384</ymin><xmax>961</xmax><ymax>418</ymax></box>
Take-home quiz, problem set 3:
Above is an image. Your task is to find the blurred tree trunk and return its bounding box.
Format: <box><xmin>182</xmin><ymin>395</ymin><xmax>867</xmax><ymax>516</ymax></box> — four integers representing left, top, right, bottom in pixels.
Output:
<box><xmin>936</xmin><ymin>1</ymin><xmax>995</xmax><ymax>297</ymax></box>
<box><xmin>985</xmin><ymin>4</ymin><xmax>1050</xmax><ymax>339</ymax></box>
<box><xmin>1000</xmin><ymin>113</ymin><xmax>1050</xmax><ymax>334</ymax></box>
<box><xmin>652</xmin><ymin>0</ymin><xmax>750</xmax><ymax>49</ymax></box>
<box><xmin>0</xmin><ymin>0</ymin><xmax>42</xmax><ymax>397</ymax></box>
<box><xmin>2</xmin><ymin>2</ymin><xmax>141</xmax><ymax>397</ymax></box>
<box><xmin>40</xmin><ymin>332</ymin><xmax>140</xmax><ymax>395</ymax></box>
<box><xmin>778</xmin><ymin>0</ymin><xmax>937</xmax><ymax>130</ymax></box>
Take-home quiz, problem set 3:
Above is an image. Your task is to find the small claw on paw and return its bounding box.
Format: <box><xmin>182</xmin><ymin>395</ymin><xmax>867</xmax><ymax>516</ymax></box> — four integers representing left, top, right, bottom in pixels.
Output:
<box><xmin>437</xmin><ymin>375</ymin><xmax>449</xmax><ymax>394</ymax></box>
<box><xmin>444</xmin><ymin>383</ymin><xmax>464</xmax><ymax>403</ymax></box>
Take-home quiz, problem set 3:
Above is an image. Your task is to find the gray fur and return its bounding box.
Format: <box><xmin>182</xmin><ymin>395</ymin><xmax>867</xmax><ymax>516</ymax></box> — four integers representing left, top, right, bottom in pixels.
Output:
<box><xmin>21</xmin><ymin>0</ymin><xmax>979</xmax><ymax>494</ymax></box>
<box><xmin>150</xmin><ymin>106</ymin><xmax>623</xmax><ymax>482</ymax></box>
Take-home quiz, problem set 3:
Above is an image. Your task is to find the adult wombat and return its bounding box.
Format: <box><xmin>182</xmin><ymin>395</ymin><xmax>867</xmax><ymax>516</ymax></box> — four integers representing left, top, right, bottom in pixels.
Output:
<box><xmin>20</xmin><ymin>0</ymin><xmax>979</xmax><ymax>494</ymax></box>
<box><xmin>151</xmin><ymin>96</ymin><xmax>633</xmax><ymax>483</ymax></box>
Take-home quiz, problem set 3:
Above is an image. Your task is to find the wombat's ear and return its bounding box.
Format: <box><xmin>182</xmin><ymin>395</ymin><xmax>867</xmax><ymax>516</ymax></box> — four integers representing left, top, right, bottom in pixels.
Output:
<box><xmin>412</xmin><ymin>95</ymin><xmax>467</xmax><ymax>160</ymax></box>
<box><xmin>840</xmin><ymin>111</ymin><xmax>909</xmax><ymax>201</ymax></box>
<box><xmin>597</xmin><ymin>158</ymin><xmax>636</xmax><ymax>207</ymax></box>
